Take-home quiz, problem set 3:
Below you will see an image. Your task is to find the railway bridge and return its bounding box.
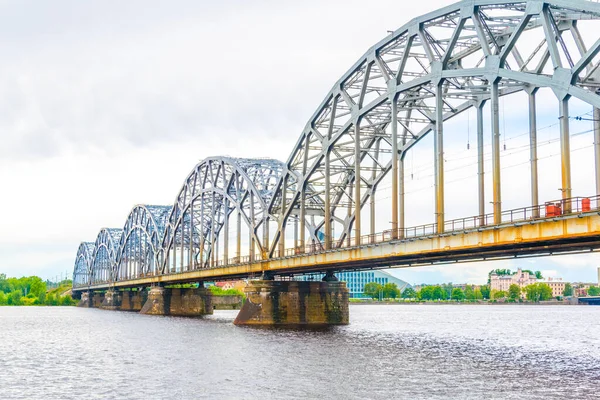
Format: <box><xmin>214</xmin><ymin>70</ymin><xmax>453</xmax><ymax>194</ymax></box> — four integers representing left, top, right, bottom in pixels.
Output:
<box><xmin>73</xmin><ymin>0</ymin><xmax>600</xmax><ymax>325</ymax></box>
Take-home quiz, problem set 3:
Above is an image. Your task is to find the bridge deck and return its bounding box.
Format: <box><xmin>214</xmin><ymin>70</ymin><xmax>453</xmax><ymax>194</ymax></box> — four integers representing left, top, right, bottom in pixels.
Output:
<box><xmin>78</xmin><ymin>211</ymin><xmax>600</xmax><ymax>291</ymax></box>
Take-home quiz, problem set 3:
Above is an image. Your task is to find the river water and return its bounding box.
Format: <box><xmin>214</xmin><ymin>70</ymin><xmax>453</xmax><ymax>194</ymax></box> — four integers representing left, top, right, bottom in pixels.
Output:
<box><xmin>0</xmin><ymin>304</ymin><xmax>598</xmax><ymax>399</ymax></box>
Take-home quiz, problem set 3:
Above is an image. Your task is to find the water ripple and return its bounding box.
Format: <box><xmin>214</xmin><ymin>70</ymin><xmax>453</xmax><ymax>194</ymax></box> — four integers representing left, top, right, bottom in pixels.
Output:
<box><xmin>0</xmin><ymin>305</ymin><xmax>599</xmax><ymax>399</ymax></box>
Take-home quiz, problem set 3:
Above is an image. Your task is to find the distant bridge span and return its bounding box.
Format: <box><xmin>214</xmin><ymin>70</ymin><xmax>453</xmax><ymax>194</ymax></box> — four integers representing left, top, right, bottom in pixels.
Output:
<box><xmin>73</xmin><ymin>0</ymin><xmax>600</xmax><ymax>324</ymax></box>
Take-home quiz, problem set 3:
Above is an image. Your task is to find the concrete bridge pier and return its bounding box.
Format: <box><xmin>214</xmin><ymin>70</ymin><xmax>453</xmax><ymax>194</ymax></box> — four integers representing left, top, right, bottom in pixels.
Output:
<box><xmin>140</xmin><ymin>286</ymin><xmax>168</xmax><ymax>315</ymax></box>
<box><xmin>140</xmin><ymin>286</ymin><xmax>213</xmax><ymax>316</ymax></box>
<box><xmin>78</xmin><ymin>291</ymin><xmax>93</xmax><ymax>308</ymax></box>
<box><xmin>100</xmin><ymin>290</ymin><xmax>121</xmax><ymax>310</ymax></box>
<box><xmin>233</xmin><ymin>279</ymin><xmax>349</xmax><ymax>326</ymax></box>
<box><xmin>120</xmin><ymin>289</ymin><xmax>147</xmax><ymax>312</ymax></box>
<box><xmin>92</xmin><ymin>292</ymin><xmax>104</xmax><ymax>308</ymax></box>
<box><xmin>120</xmin><ymin>291</ymin><xmax>133</xmax><ymax>311</ymax></box>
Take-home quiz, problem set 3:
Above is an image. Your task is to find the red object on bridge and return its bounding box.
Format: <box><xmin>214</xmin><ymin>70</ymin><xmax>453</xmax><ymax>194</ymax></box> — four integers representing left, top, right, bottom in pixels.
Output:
<box><xmin>545</xmin><ymin>202</ymin><xmax>562</xmax><ymax>217</ymax></box>
<box><xmin>582</xmin><ymin>198</ymin><xmax>591</xmax><ymax>212</ymax></box>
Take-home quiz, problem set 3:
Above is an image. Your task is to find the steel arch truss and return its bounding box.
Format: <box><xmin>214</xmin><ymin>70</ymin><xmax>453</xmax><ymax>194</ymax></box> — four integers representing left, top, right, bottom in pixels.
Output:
<box><xmin>73</xmin><ymin>242</ymin><xmax>94</xmax><ymax>288</ymax></box>
<box><xmin>116</xmin><ymin>205</ymin><xmax>171</xmax><ymax>281</ymax></box>
<box><xmin>73</xmin><ymin>0</ymin><xmax>600</xmax><ymax>285</ymax></box>
<box><xmin>268</xmin><ymin>0</ymin><xmax>600</xmax><ymax>255</ymax></box>
<box><xmin>91</xmin><ymin>228</ymin><xmax>122</xmax><ymax>285</ymax></box>
<box><xmin>160</xmin><ymin>157</ymin><xmax>285</xmax><ymax>273</ymax></box>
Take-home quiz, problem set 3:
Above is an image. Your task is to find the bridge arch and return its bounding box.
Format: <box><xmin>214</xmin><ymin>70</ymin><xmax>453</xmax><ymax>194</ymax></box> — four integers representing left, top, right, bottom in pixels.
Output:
<box><xmin>159</xmin><ymin>156</ymin><xmax>285</xmax><ymax>274</ymax></box>
<box><xmin>116</xmin><ymin>205</ymin><xmax>171</xmax><ymax>281</ymax></box>
<box><xmin>268</xmin><ymin>0</ymin><xmax>600</xmax><ymax>256</ymax></box>
<box><xmin>91</xmin><ymin>228</ymin><xmax>122</xmax><ymax>285</ymax></box>
<box><xmin>73</xmin><ymin>242</ymin><xmax>94</xmax><ymax>289</ymax></box>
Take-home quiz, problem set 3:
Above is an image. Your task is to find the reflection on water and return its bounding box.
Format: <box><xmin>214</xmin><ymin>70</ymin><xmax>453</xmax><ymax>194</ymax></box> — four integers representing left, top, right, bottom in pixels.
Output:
<box><xmin>0</xmin><ymin>304</ymin><xmax>599</xmax><ymax>399</ymax></box>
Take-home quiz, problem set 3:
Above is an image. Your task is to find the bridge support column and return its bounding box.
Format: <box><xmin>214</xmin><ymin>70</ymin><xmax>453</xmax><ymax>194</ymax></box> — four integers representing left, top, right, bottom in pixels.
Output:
<box><xmin>120</xmin><ymin>291</ymin><xmax>144</xmax><ymax>311</ymax></box>
<box><xmin>100</xmin><ymin>290</ymin><xmax>121</xmax><ymax>311</ymax></box>
<box><xmin>120</xmin><ymin>291</ymin><xmax>132</xmax><ymax>310</ymax></box>
<box><xmin>120</xmin><ymin>290</ymin><xmax>147</xmax><ymax>311</ymax></box>
<box><xmin>78</xmin><ymin>291</ymin><xmax>93</xmax><ymax>308</ymax></box>
<box><xmin>169</xmin><ymin>288</ymin><xmax>213</xmax><ymax>316</ymax></box>
<box><xmin>140</xmin><ymin>286</ymin><xmax>213</xmax><ymax>316</ymax></box>
<box><xmin>140</xmin><ymin>286</ymin><xmax>169</xmax><ymax>315</ymax></box>
<box><xmin>234</xmin><ymin>279</ymin><xmax>349</xmax><ymax>326</ymax></box>
<box><xmin>92</xmin><ymin>292</ymin><xmax>104</xmax><ymax>308</ymax></box>
<box><xmin>132</xmin><ymin>290</ymin><xmax>147</xmax><ymax>311</ymax></box>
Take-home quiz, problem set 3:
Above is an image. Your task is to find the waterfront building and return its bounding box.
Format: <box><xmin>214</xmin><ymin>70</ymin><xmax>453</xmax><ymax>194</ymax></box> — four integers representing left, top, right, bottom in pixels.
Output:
<box><xmin>573</xmin><ymin>283</ymin><xmax>595</xmax><ymax>297</ymax></box>
<box><xmin>490</xmin><ymin>268</ymin><xmax>537</xmax><ymax>293</ymax></box>
<box><xmin>296</xmin><ymin>270</ymin><xmax>411</xmax><ymax>298</ymax></box>
<box><xmin>538</xmin><ymin>277</ymin><xmax>566</xmax><ymax>298</ymax></box>
<box><xmin>491</xmin><ymin>269</ymin><xmax>570</xmax><ymax>297</ymax></box>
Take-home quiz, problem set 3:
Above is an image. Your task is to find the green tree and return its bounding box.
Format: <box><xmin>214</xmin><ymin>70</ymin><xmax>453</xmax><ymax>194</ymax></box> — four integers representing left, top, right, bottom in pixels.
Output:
<box><xmin>493</xmin><ymin>290</ymin><xmax>507</xmax><ymax>300</ymax></box>
<box><xmin>480</xmin><ymin>285</ymin><xmax>490</xmax><ymax>300</ymax></box>
<box><xmin>0</xmin><ymin>291</ymin><xmax>6</xmax><ymax>305</ymax></box>
<box><xmin>7</xmin><ymin>290</ymin><xmax>22</xmax><ymax>305</ymax></box>
<box><xmin>524</xmin><ymin>283</ymin><xmax>553</xmax><ymax>301</ymax></box>
<box><xmin>492</xmin><ymin>269</ymin><xmax>512</xmax><ymax>275</ymax></box>
<box><xmin>29</xmin><ymin>277</ymin><xmax>45</xmax><ymax>295</ymax></box>
<box><xmin>534</xmin><ymin>271</ymin><xmax>543</xmax><ymax>279</ymax></box>
<box><xmin>59</xmin><ymin>295</ymin><xmax>74</xmax><ymax>306</ymax></box>
<box><xmin>45</xmin><ymin>293</ymin><xmax>57</xmax><ymax>306</ymax></box>
<box><xmin>401</xmin><ymin>287</ymin><xmax>416</xmax><ymax>299</ymax></box>
<box><xmin>29</xmin><ymin>277</ymin><xmax>47</xmax><ymax>303</ymax></box>
<box><xmin>419</xmin><ymin>286</ymin><xmax>434</xmax><ymax>300</ymax></box>
<box><xmin>0</xmin><ymin>273</ymin><xmax>7</xmax><ymax>293</ymax></box>
<box><xmin>364</xmin><ymin>282</ymin><xmax>383</xmax><ymax>300</ymax></box>
<box><xmin>432</xmin><ymin>286</ymin><xmax>446</xmax><ymax>300</ymax></box>
<box><xmin>441</xmin><ymin>283</ymin><xmax>454</xmax><ymax>299</ymax></box>
<box><xmin>508</xmin><ymin>284</ymin><xmax>521</xmax><ymax>301</ymax></box>
<box><xmin>382</xmin><ymin>283</ymin><xmax>400</xmax><ymax>299</ymax></box>
<box><xmin>563</xmin><ymin>283</ymin><xmax>573</xmax><ymax>297</ymax></box>
<box><xmin>451</xmin><ymin>288</ymin><xmax>465</xmax><ymax>301</ymax></box>
<box><xmin>488</xmin><ymin>269</ymin><xmax>512</xmax><ymax>283</ymax></box>
<box><xmin>588</xmin><ymin>286</ymin><xmax>600</xmax><ymax>296</ymax></box>
<box><xmin>464</xmin><ymin>285</ymin><xmax>474</xmax><ymax>300</ymax></box>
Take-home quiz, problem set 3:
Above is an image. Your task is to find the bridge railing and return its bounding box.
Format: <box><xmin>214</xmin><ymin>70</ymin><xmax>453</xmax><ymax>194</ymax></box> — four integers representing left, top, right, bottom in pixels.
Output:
<box><xmin>272</xmin><ymin>195</ymin><xmax>600</xmax><ymax>259</ymax></box>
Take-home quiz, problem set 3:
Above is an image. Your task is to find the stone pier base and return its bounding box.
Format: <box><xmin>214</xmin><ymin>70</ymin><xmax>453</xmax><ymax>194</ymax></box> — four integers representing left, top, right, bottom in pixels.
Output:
<box><xmin>100</xmin><ymin>290</ymin><xmax>121</xmax><ymax>310</ymax></box>
<box><xmin>169</xmin><ymin>288</ymin><xmax>213</xmax><ymax>316</ymax></box>
<box><xmin>120</xmin><ymin>290</ymin><xmax>147</xmax><ymax>312</ymax></box>
<box><xmin>78</xmin><ymin>291</ymin><xmax>93</xmax><ymax>308</ymax></box>
<box><xmin>120</xmin><ymin>291</ymin><xmax>132</xmax><ymax>311</ymax></box>
<box><xmin>140</xmin><ymin>287</ymin><xmax>168</xmax><ymax>315</ymax></box>
<box><xmin>140</xmin><ymin>287</ymin><xmax>213</xmax><ymax>316</ymax></box>
<box><xmin>233</xmin><ymin>280</ymin><xmax>349</xmax><ymax>326</ymax></box>
<box><xmin>92</xmin><ymin>293</ymin><xmax>104</xmax><ymax>308</ymax></box>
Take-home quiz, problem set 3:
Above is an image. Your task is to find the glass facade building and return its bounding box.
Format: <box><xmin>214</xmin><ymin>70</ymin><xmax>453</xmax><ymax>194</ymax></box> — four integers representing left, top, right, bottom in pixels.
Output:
<box><xmin>297</xmin><ymin>270</ymin><xmax>411</xmax><ymax>298</ymax></box>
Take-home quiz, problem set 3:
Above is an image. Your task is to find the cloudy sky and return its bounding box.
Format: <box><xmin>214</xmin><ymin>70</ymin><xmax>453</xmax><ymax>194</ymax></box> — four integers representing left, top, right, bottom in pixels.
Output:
<box><xmin>1</xmin><ymin>0</ymin><xmax>599</xmax><ymax>285</ymax></box>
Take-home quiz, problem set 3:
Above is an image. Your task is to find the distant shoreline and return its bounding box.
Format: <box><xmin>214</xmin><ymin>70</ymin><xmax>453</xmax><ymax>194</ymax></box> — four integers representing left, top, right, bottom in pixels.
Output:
<box><xmin>349</xmin><ymin>300</ymin><xmax>579</xmax><ymax>306</ymax></box>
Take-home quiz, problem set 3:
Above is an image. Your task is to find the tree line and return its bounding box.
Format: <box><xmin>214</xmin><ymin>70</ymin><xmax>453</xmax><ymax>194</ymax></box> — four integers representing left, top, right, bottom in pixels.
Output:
<box><xmin>410</xmin><ymin>284</ymin><xmax>490</xmax><ymax>301</ymax></box>
<box><xmin>0</xmin><ymin>274</ymin><xmax>75</xmax><ymax>306</ymax></box>
<box><xmin>363</xmin><ymin>281</ymin><xmax>569</xmax><ymax>302</ymax></box>
<box><xmin>363</xmin><ymin>282</ymin><xmax>492</xmax><ymax>301</ymax></box>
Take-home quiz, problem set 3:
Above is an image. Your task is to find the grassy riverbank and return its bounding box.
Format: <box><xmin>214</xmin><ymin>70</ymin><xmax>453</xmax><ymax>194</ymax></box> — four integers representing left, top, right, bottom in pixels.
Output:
<box><xmin>0</xmin><ymin>274</ymin><xmax>75</xmax><ymax>306</ymax></box>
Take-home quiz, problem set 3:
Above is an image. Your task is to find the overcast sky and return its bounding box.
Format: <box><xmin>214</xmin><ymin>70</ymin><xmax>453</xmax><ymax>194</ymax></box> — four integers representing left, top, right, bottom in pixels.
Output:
<box><xmin>1</xmin><ymin>0</ymin><xmax>599</xmax><ymax>285</ymax></box>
